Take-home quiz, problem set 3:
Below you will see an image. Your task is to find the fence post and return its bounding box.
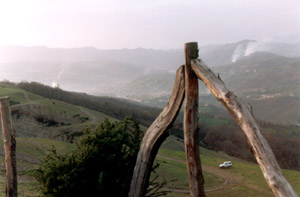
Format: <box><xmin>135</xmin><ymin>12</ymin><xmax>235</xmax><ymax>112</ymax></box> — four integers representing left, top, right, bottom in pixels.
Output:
<box><xmin>0</xmin><ymin>97</ymin><xmax>18</xmax><ymax>197</ymax></box>
<box><xmin>184</xmin><ymin>42</ymin><xmax>205</xmax><ymax>196</ymax></box>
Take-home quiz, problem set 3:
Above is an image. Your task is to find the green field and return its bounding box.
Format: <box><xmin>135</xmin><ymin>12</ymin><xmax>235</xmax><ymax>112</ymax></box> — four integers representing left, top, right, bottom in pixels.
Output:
<box><xmin>0</xmin><ymin>135</ymin><xmax>297</xmax><ymax>196</ymax></box>
<box><xmin>0</xmin><ymin>137</ymin><xmax>76</xmax><ymax>196</ymax></box>
<box><xmin>0</xmin><ymin>82</ymin><xmax>119</xmax><ymax>140</ymax></box>
<box><xmin>0</xmin><ymin>83</ymin><xmax>28</xmax><ymax>104</ymax></box>
<box><xmin>0</xmin><ymin>82</ymin><xmax>115</xmax><ymax>122</ymax></box>
<box><xmin>158</xmin><ymin>136</ymin><xmax>300</xmax><ymax>196</ymax></box>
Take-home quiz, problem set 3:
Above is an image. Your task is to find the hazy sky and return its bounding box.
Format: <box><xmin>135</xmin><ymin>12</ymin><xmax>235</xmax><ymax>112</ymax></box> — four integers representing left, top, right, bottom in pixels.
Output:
<box><xmin>0</xmin><ymin>0</ymin><xmax>299</xmax><ymax>49</ymax></box>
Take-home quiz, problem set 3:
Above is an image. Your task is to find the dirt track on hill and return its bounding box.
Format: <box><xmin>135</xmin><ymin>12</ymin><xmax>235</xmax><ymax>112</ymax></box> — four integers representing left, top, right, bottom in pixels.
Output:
<box><xmin>23</xmin><ymin>91</ymin><xmax>30</xmax><ymax>103</ymax></box>
<box><xmin>157</xmin><ymin>155</ymin><xmax>270</xmax><ymax>195</ymax></box>
<box><xmin>80</xmin><ymin>107</ymin><xmax>98</xmax><ymax>124</ymax></box>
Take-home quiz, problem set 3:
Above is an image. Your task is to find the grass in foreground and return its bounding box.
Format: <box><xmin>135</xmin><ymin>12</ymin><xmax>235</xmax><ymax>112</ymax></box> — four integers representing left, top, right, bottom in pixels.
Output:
<box><xmin>158</xmin><ymin>136</ymin><xmax>300</xmax><ymax>196</ymax></box>
<box><xmin>0</xmin><ymin>134</ymin><xmax>297</xmax><ymax>196</ymax></box>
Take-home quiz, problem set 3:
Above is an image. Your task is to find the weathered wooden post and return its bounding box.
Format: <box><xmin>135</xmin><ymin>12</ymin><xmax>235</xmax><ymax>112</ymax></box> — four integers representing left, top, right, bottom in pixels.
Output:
<box><xmin>0</xmin><ymin>97</ymin><xmax>18</xmax><ymax>197</ymax></box>
<box><xmin>184</xmin><ymin>42</ymin><xmax>205</xmax><ymax>196</ymax></box>
<box><xmin>129</xmin><ymin>66</ymin><xmax>185</xmax><ymax>197</ymax></box>
<box><xmin>191</xmin><ymin>58</ymin><xmax>296</xmax><ymax>197</ymax></box>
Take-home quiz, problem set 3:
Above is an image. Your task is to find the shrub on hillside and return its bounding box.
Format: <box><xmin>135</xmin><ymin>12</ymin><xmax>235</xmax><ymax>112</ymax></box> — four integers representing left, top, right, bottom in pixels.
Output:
<box><xmin>35</xmin><ymin>117</ymin><xmax>143</xmax><ymax>196</ymax></box>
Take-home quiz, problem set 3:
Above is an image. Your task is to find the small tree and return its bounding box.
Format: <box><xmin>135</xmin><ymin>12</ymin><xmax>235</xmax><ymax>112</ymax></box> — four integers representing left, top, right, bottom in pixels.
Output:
<box><xmin>35</xmin><ymin>117</ymin><xmax>143</xmax><ymax>197</ymax></box>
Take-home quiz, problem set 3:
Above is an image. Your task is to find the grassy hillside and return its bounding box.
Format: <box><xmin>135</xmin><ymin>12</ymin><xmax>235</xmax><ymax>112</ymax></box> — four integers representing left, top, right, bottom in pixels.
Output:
<box><xmin>0</xmin><ymin>82</ymin><xmax>117</xmax><ymax>140</ymax></box>
<box><xmin>1</xmin><ymin>81</ymin><xmax>298</xmax><ymax>170</ymax></box>
<box><xmin>158</xmin><ymin>136</ymin><xmax>300</xmax><ymax>196</ymax></box>
<box><xmin>0</xmin><ymin>82</ymin><xmax>115</xmax><ymax>121</ymax></box>
<box><xmin>0</xmin><ymin>137</ymin><xmax>76</xmax><ymax>196</ymax></box>
<box><xmin>0</xmin><ymin>81</ymin><xmax>298</xmax><ymax>196</ymax></box>
<box><xmin>16</xmin><ymin>81</ymin><xmax>161</xmax><ymax>128</ymax></box>
<box><xmin>199</xmin><ymin>117</ymin><xmax>300</xmax><ymax>170</ymax></box>
<box><xmin>0</xmin><ymin>136</ymin><xmax>297</xmax><ymax>196</ymax></box>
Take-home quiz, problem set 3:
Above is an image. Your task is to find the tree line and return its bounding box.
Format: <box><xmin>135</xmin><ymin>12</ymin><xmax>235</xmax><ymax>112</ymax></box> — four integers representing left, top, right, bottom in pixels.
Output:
<box><xmin>200</xmin><ymin>120</ymin><xmax>300</xmax><ymax>171</ymax></box>
<box><xmin>16</xmin><ymin>81</ymin><xmax>162</xmax><ymax>127</ymax></box>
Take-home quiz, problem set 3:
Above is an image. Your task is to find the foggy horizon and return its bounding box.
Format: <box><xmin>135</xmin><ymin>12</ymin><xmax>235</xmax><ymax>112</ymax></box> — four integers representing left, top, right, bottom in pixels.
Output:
<box><xmin>0</xmin><ymin>0</ymin><xmax>299</xmax><ymax>50</ymax></box>
<box><xmin>1</xmin><ymin>37</ymin><xmax>299</xmax><ymax>51</ymax></box>
<box><xmin>0</xmin><ymin>0</ymin><xmax>299</xmax><ymax>96</ymax></box>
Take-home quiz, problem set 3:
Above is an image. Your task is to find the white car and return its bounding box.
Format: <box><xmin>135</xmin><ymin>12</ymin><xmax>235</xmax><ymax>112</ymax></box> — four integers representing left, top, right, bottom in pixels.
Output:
<box><xmin>219</xmin><ymin>161</ymin><xmax>232</xmax><ymax>169</ymax></box>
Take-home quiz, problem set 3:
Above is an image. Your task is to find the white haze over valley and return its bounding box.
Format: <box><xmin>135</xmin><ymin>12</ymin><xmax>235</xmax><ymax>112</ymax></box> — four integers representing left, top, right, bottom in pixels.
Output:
<box><xmin>0</xmin><ymin>0</ymin><xmax>299</xmax><ymax>95</ymax></box>
<box><xmin>0</xmin><ymin>40</ymin><xmax>299</xmax><ymax>96</ymax></box>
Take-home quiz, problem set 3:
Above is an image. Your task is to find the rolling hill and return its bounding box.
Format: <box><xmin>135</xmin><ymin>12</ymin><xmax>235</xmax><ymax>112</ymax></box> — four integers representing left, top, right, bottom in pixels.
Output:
<box><xmin>198</xmin><ymin>40</ymin><xmax>300</xmax><ymax>66</ymax></box>
<box><xmin>116</xmin><ymin>51</ymin><xmax>300</xmax><ymax>124</ymax></box>
<box><xmin>3</xmin><ymin>78</ymin><xmax>299</xmax><ymax>167</ymax></box>
<box><xmin>0</xmin><ymin>80</ymin><xmax>298</xmax><ymax>196</ymax></box>
<box><xmin>0</xmin><ymin>82</ymin><xmax>117</xmax><ymax>141</ymax></box>
<box><xmin>0</xmin><ymin>46</ymin><xmax>183</xmax><ymax>95</ymax></box>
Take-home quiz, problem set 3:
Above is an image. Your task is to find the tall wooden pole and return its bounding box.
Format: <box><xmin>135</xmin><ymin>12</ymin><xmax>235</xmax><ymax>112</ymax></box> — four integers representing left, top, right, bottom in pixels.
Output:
<box><xmin>184</xmin><ymin>42</ymin><xmax>205</xmax><ymax>196</ymax></box>
<box><xmin>0</xmin><ymin>97</ymin><xmax>18</xmax><ymax>197</ymax></box>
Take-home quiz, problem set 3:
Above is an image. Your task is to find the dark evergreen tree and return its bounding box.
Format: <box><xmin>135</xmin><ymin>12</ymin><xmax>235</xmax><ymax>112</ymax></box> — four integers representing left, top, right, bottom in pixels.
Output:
<box><xmin>35</xmin><ymin>117</ymin><xmax>143</xmax><ymax>197</ymax></box>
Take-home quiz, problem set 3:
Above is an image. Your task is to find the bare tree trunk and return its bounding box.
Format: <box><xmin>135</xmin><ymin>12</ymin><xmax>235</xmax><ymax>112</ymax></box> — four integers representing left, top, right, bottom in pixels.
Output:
<box><xmin>184</xmin><ymin>43</ymin><xmax>205</xmax><ymax>197</ymax></box>
<box><xmin>191</xmin><ymin>58</ymin><xmax>296</xmax><ymax>197</ymax></box>
<box><xmin>129</xmin><ymin>66</ymin><xmax>185</xmax><ymax>197</ymax></box>
<box><xmin>0</xmin><ymin>97</ymin><xmax>18</xmax><ymax>197</ymax></box>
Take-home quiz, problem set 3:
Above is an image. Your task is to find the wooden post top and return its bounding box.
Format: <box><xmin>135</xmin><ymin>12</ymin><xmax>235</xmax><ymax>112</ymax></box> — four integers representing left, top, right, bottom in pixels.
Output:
<box><xmin>0</xmin><ymin>96</ymin><xmax>10</xmax><ymax>100</ymax></box>
<box><xmin>184</xmin><ymin>42</ymin><xmax>199</xmax><ymax>59</ymax></box>
<box><xmin>0</xmin><ymin>97</ymin><xmax>10</xmax><ymax>107</ymax></box>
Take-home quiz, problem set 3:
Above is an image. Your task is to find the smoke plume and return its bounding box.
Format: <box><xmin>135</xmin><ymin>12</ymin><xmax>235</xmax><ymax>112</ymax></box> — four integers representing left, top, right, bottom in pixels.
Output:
<box><xmin>231</xmin><ymin>44</ymin><xmax>244</xmax><ymax>62</ymax></box>
<box><xmin>231</xmin><ymin>41</ymin><xmax>266</xmax><ymax>62</ymax></box>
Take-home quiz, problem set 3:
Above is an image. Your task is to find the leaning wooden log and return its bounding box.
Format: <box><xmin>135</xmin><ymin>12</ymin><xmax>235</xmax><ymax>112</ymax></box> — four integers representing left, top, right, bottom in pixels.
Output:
<box><xmin>191</xmin><ymin>58</ymin><xmax>296</xmax><ymax>197</ymax></box>
<box><xmin>184</xmin><ymin>43</ymin><xmax>205</xmax><ymax>197</ymax></box>
<box><xmin>129</xmin><ymin>65</ymin><xmax>185</xmax><ymax>197</ymax></box>
<box><xmin>0</xmin><ymin>97</ymin><xmax>18</xmax><ymax>197</ymax></box>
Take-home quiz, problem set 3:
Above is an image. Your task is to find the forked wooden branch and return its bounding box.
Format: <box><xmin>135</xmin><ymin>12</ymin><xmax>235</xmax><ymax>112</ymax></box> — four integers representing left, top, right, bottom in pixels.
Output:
<box><xmin>0</xmin><ymin>97</ymin><xmax>18</xmax><ymax>197</ymax></box>
<box><xmin>129</xmin><ymin>65</ymin><xmax>185</xmax><ymax>197</ymax></box>
<box><xmin>191</xmin><ymin>59</ymin><xmax>296</xmax><ymax>197</ymax></box>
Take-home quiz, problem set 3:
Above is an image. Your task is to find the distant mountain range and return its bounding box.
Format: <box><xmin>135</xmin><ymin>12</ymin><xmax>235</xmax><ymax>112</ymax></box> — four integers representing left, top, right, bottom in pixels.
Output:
<box><xmin>0</xmin><ymin>46</ymin><xmax>183</xmax><ymax>94</ymax></box>
<box><xmin>0</xmin><ymin>40</ymin><xmax>298</xmax><ymax>94</ymax></box>
<box><xmin>0</xmin><ymin>40</ymin><xmax>299</xmax><ymax>124</ymax></box>
<box><xmin>198</xmin><ymin>40</ymin><xmax>300</xmax><ymax>66</ymax></box>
